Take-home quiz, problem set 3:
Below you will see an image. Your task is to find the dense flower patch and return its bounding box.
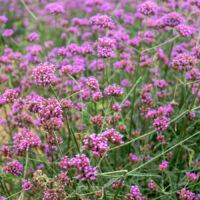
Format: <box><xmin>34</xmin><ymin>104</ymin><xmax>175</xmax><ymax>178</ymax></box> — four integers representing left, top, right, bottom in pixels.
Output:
<box><xmin>0</xmin><ymin>0</ymin><xmax>200</xmax><ymax>199</ymax></box>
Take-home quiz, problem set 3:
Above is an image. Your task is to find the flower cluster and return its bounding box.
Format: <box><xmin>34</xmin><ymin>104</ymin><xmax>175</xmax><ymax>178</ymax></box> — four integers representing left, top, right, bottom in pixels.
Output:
<box><xmin>177</xmin><ymin>188</ymin><xmax>200</xmax><ymax>200</ymax></box>
<box><xmin>21</xmin><ymin>179</ymin><xmax>33</xmax><ymax>192</ymax></box>
<box><xmin>172</xmin><ymin>53</ymin><xmax>196</xmax><ymax>71</ymax></box>
<box><xmin>32</xmin><ymin>62</ymin><xmax>56</xmax><ymax>87</ymax></box>
<box><xmin>2</xmin><ymin>160</ymin><xmax>23</xmax><ymax>176</ymax></box>
<box><xmin>148</xmin><ymin>180</ymin><xmax>158</xmax><ymax>192</ymax></box>
<box><xmin>58</xmin><ymin>154</ymin><xmax>98</xmax><ymax>181</ymax></box>
<box><xmin>69</xmin><ymin>154</ymin><xmax>98</xmax><ymax>181</ymax></box>
<box><xmin>159</xmin><ymin>160</ymin><xmax>168</xmax><ymax>171</ymax></box>
<box><xmin>137</xmin><ymin>1</ymin><xmax>158</xmax><ymax>16</ymax></box>
<box><xmin>82</xmin><ymin>133</ymin><xmax>109</xmax><ymax>158</ymax></box>
<box><xmin>38</xmin><ymin>98</ymin><xmax>63</xmax><ymax>131</ymax></box>
<box><xmin>153</xmin><ymin>116</ymin><xmax>170</xmax><ymax>131</ymax></box>
<box><xmin>45</xmin><ymin>3</ymin><xmax>64</xmax><ymax>15</ymax></box>
<box><xmin>13</xmin><ymin>128</ymin><xmax>41</xmax><ymax>155</ymax></box>
<box><xmin>104</xmin><ymin>84</ymin><xmax>123</xmax><ymax>97</ymax></box>
<box><xmin>89</xmin><ymin>15</ymin><xmax>115</xmax><ymax>29</ymax></box>
<box><xmin>125</xmin><ymin>185</ymin><xmax>146</xmax><ymax>200</ymax></box>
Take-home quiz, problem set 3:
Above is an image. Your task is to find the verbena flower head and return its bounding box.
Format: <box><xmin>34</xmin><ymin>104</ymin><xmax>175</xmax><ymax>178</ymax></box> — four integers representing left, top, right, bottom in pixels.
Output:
<box><xmin>104</xmin><ymin>84</ymin><xmax>123</xmax><ymax>97</ymax></box>
<box><xmin>153</xmin><ymin>116</ymin><xmax>170</xmax><ymax>131</ymax></box>
<box><xmin>2</xmin><ymin>88</ymin><xmax>19</xmax><ymax>103</ymax></box>
<box><xmin>2</xmin><ymin>160</ymin><xmax>23</xmax><ymax>176</ymax></box>
<box><xmin>27</xmin><ymin>32</ymin><xmax>39</xmax><ymax>42</ymax></box>
<box><xmin>87</xmin><ymin>76</ymin><xmax>100</xmax><ymax>91</ymax></box>
<box><xmin>32</xmin><ymin>62</ymin><xmax>56</xmax><ymax>86</ymax></box>
<box><xmin>0</xmin><ymin>15</ymin><xmax>8</xmax><ymax>23</ymax></box>
<box><xmin>172</xmin><ymin>53</ymin><xmax>196</xmax><ymax>71</ymax></box>
<box><xmin>102</xmin><ymin>128</ymin><xmax>124</xmax><ymax>145</ymax></box>
<box><xmin>3</xmin><ymin>29</ymin><xmax>14</xmax><ymax>37</ymax></box>
<box><xmin>191</xmin><ymin>45</ymin><xmax>200</xmax><ymax>59</ymax></box>
<box><xmin>89</xmin><ymin>14</ymin><xmax>115</xmax><ymax>29</ymax></box>
<box><xmin>82</xmin><ymin>133</ymin><xmax>109</xmax><ymax>158</ymax></box>
<box><xmin>177</xmin><ymin>188</ymin><xmax>199</xmax><ymax>200</ymax></box>
<box><xmin>137</xmin><ymin>1</ymin><xmax>158</xmax><ymax>16</ymax></box>
<box><xmin>69</xmin><ymin>154</ymin><xmax>98</xmax><ymax>181</ymax></box>
<box><xmin>128</xmin><ymin>153</ymin><xmax>141</xmax><ymax>164</ymax></box>
<box><xmin>43</xmin><ymin>189</ymin><xmax>59</xmax><ymax>200</ymax></box>
<box><xmin>125</xmin><ymin>185</ymin><xmax>144</xmax><ymax>199</ymax></box>
<box><xmin>92</xmin><ymin>91</ymin><xmax>103</xmax><ymax>101</ymax></box>
<box><xmin>158</xmin><ymin>12</ymin><xmax>184</xmax><ymax>27</ymax></box>
<box><xmin>22</xmin><ymin>178</ymin><xmax>33</xmax><ymax>192</ymax></box>
<box><xmin>159</xmin><ymin>160</ymin><xmax>168</xmax><ymax>171</ymax></box>
<box><xmin>148</xmin><ymin>180</ymin><xmax>158</xmax><ymax>191</ymax></box>
<box><xmin>38</xmin><ymin>98</ymin><xmax>63</xmax><ymax>131</ymax></box>
<box><xmin>90</xmin><ymin>114</ymin><xmax>104</xmax><ymax>127</ymax></box>
<box><xmin>97</xmin><ymin>37</ymin><xmax>115</xmax><ymax>58</ymax></box>
<box><xmin>45</xmin><ymin>3</ymin><xmax>64</xmax><ymax>15</ymax></box>
<box><xmin>176</xmin><ymin>24</ymin><xmax>196</xmax><ymax>38</ymax></box>
<box><xmin>13</xmin><ymin>128</ymin><xmax>41</xmax><ymax>155</ymax></box>
<box><xmin>185</xmin><ymin>172</ymin><xmax>199</xmax><ymax>182</ymax></box>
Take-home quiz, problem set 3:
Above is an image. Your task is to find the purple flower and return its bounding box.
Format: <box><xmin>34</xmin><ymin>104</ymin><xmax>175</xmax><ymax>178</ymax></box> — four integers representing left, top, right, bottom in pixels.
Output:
<box><xmin>176</xmin><ymin>24</ymin><xmax>196</xmax><ymax>38</ymax></box>
<box><xmin>13</xmin><ymin>128</ymin><xmax>41</xmax><ymax>155</ymax></box>
<box><xmin>0</xmin><ymin>15</ymin><xmax>8</xmax><ymax>23</ymax></box>
<box><xmin>177</xmin><ymin>188</ymin><xmax>199</xmax><ymax>200</ymax></box>
<box><xmin>87</xmin><ymin>76</ymin><xmax>100</xmax><ymax>91</ymax></box>
<box><xmin>32</xmin><ymin>62</ymin><xmax>56</xmax><ymax>87</ymax></box>
<box><xmin>128</xmin><ymin>153</ymin><xmax>141</xmax><ymax>164</ymax></box>
<box><xmin>172</xmin><ymin>53</ymin><xmax>196</xmax><ymax>71</ymax></box>
<box><xmin>153</xmin><ymin>116</ymin><xmax>170</xmax><ymax>131</ymax></box>
<box><xmin>90</xmin><ymin>114</ymin><xmax>104</xmax><ymax>127</ymax></box>
<box><xmin>102</xmin><ymin>128</ymin><xmax>124</xmax><ymax>145</ymax></box>
<box><xmin>158</xmin><ymin>12</ymin><xmax>184</xmax><ymax>28</ymax></box>
<box><xmin>2</xmin><ymin>88</ymin><xmax>19</xmax><ymax>103</ymax></box>
<box><xmin>2</xmin><ymin>160</ymin><xmax>23</xmax><ymax>176</ymax></box>
<box><xmin>92</xmin><ymin>92</ymin><xmax>103</xmax><ymax>101</ymax></box>
<box><xmin>82</xmin><ymin>133</ymin><xmax>109</xmax><ymax>158</ymax></box>
<box><xmin>159</xmin><ymin>160</ymin><xmax>168</xmax><ymax>171</ymax></box>
<box><xmin>148</xmin><ymin>180</ymin><xmax>158</xmax><ymax>191</ymax></box>
<box><xmin>186</xmin><ymin>172</ymin><xmax>199</xmax><ymax>182</ymax></box>
<box><xmin>43</xmin><ymin>189</ymin><xmax>59</xmax><ymax>200</ymax></box>
<box><xmin>69</xmin><ymin>154</ymin><xmax>98</xmax><ymax>181</ymax></box>
<box><xmin>125</xmin><ymin>185</ymin><xmax>144</xmax><ymax>199</ymax></box>
<box><xmin>137</xmin><ymin>1</ymin><xmax>158</xmax><ymax>16</ymax></box>
<box><xmin>45</xmin><ymin>3</ymin><xmax>64</xmax><ymax>15</ymax></box>
<box><xmin>3</xmin><ymin>29</ymin><xmax>14</xmax><ymax>37</ymax></box>
<box><xmin>27</xmin><ymin>32</ymin><xmax>39</xmax><ymax>42</ymax></box>
<box><xmin>97</xmin><ymin>37</ymin><xmax>115</xmax><ymax>58</ymax></box>
<box><xmin>191</xmin><ymin>45</ymin><xmax>200</xmax><ymax>59</ymax></box>
<box><xmin>22</xmin><ymin>178</ymin><xmax>33</xmax><ymax>192</ymax></box>
<box><xmin>89</xmin><ymin>14</ymin><xmax>115</xmax><ymax>29</ymax></box>
<box><xmin>38</xmin><ymin>98</ymin><xmax>63</xmax><ymax>131</ymax></box>
<box><xmin>104</xmin><ymin>84</ymin><xmax>123</xmax><ymax>97</ymax></box>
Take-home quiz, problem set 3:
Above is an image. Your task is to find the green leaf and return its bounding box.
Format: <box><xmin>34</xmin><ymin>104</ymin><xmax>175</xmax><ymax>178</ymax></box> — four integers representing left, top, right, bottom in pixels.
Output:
<box><xmin>127</xmin><ymin>173</ymin><xmax>161</xmax><ymax>177</ymax></box>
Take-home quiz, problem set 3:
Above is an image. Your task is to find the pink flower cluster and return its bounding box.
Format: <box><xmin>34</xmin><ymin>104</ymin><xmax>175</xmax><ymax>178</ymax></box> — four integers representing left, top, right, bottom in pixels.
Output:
<box><xmin>104</xmin><ymin>84</ymin><xmax>123</xmax><ymax>97</ymax></box>
<box><xmin>126</xmin><ymin>185</ymin><xmax>146</xmax><ymax>200</ymax></box>
<box><xmin>58</xmin><ymin>154</ymin><xmax>98</xmax><ymax>181</ymax></box>
<box><xmin>38</xmin><ymin>98</ymin><xmax>63</xmax><ymax>131</ymax></box>
<box><xmin>159</xmin><ymin>160</ymin><xmax>168</xmax><ymax>172</ymax></box>
<box><xmin>13</xmin><ymin>128</ymin><xmax>41</xmax><ymax>155</ymax></box>
<box><xmin>177</xmin><ymin>188</ymin><xmax>200</xmax><ymax>200</ymax></box>
<box><xmin>32</xmin><ymin>62</ymin><xmax>56</xmax><ymax>87</ymax></box>
<box><xmin>2</xmin><ymin>160</ymin><xmax>23</xmax><ymax>176</ymax></box>
<box><xmin>82</xmin><ymin>133</ymin><xmax>109</xmax><ymax>158</ymax></box>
